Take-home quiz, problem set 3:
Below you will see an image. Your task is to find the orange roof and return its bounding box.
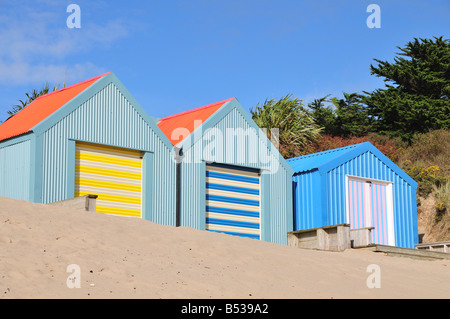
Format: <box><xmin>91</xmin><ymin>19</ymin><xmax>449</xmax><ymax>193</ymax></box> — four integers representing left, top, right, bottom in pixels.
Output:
<box><xmin>0</xmin><ymin>72</ymin><xmax>110</xmax><ymax>142</ymax></box>
<box><xmin>157</xmin><ymin>97</ymin><xmax>234</xmax><ymax>145</ymax></box>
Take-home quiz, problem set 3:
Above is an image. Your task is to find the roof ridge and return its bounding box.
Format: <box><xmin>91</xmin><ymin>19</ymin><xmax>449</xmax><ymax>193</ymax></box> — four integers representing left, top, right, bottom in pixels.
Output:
<box><xmin>32</xmin><ymin>72</ymin><xmax>111</xmax><ymax>103</ymax></box>
<box><xmin>287</xmin><ymin>143</ymin><xmax>361</xmax><ymax>162</ymax></box>
<box><xmin>158</xmin><ymin>97</ymin><xmax>235</xmax><ymax>122</ymax></box>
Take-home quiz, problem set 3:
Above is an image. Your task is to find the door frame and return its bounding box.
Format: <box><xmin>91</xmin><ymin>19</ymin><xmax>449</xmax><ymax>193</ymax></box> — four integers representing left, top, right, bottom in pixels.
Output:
<box><xmin>345</xmin><ymin>174</ymin><xmax>395</xmax><ymax>246</ymax></box>
<box><xmin>72</xmin><ymin>140</ymin><xmax>145</xmax><ymax>218</ymax></box>
<box><xmin>204</xmin><ymin>162</ymin><xmax>262</xmax><ymax>240</ymax></box>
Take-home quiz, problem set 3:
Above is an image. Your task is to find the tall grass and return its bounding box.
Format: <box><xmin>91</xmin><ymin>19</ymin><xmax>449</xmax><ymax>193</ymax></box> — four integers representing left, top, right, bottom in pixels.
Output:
<box><xmin>399</xmin><ymin>130</ymin><xmax>450</xmax><ymax>198</ymax></box>
<box><xmin>398</xmin><ymin>130</ymin><xmax>450</xmax><ymax>175</ymax></box>
<box><xmin>435</xmin><ymin>182</ymin><xmax>450</xmax><ymax>222</ymax></box>
<box><xmin>399</xmin><ymin>130</ymin><xmax>449</xmax><ymax>240</ymax></box>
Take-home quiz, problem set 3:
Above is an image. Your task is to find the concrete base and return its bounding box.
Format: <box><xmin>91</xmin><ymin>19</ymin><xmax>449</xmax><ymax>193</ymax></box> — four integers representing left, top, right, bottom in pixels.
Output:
<box><xmin>288</xmin><ymin>224</ymin><xmax>351</xmax><ymax>252</ymax></box>
<box><xmin>350</xmin><ymin>227</ymin><xmax>374</xmax><ymax>248</ymax></box>
<box><xmin>360</xmin><ymin>244</ymin><xmax>450</xmax><ymax>260</ymax></box>
<box><xmin>288</xmin><ymin>226</ymin><xmax>447</xmax><ymax>260</ymax></box>
<box><xmin>415</xmin><ymin>241</ymin><xmax>450</xmax><ymax>253</ymax></box>
<box><xmin>288</xmin><ymin>224</ymin><xmax>376</xmax><ymax>252</ymax></box>
<box><xmin>48</xmin><ymin>195</ymin><xmax>97</xmax><ymax>212</ymax></box>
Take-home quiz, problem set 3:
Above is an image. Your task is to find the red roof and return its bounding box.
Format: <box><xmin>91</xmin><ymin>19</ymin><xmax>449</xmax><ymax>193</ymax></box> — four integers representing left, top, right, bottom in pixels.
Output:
<box><xmin>157</xmin><ymin>97</ymin><xmax>234</xmax><ymax>145</ymax></box>
<box><xmin>0</xmin><ymin>72</ymin><xmax>110</xmax><ymax>142</ymax></box>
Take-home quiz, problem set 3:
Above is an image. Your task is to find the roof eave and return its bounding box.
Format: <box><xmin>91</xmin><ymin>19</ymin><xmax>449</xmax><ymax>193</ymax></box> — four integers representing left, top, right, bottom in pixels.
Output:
<box><xmin>175</xmin><ymin>98</ymin><xmax>294</xmax><ymax>176</ymax></box>
<box><xmin>30</xmin><ymin>72</ymin><xmax>174</xmax><ymax>151</ymax></box>
<box><xmin>316</xmin><ymin>142</ymin><xmax>418</xmax><ymax>187</ymax></box>
<box><xmin>0</xmin><ymin>131</ymin><xmax>34</xmax><ymax>146</ymax></box>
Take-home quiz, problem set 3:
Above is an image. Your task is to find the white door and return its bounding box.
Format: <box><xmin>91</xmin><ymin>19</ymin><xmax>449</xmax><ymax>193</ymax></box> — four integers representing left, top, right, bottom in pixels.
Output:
<box><xmin>346</xmin><ymin>176</ymin><xmax>395</xmax><ymax>245</ymax></box>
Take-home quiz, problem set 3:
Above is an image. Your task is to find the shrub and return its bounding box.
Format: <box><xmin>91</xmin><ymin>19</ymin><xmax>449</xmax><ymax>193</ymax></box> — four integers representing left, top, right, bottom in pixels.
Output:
<box><xmin>251</xmin><ymin>94</ymin><xmax>322</xmax><ymax>158</ymax></box>
<box><xmin>397</xmin><ymin>130</ymin><xmax>450</xmax><ymax>198</ymax></box>
<box><xmin>402</xmin><ymin>162</ymin><xmax>448</xmax><ymax>197</ymax></box>
<box><xmin>398</xmin><ymin>130</ymin><xmax>450</xmax><ymax>176</ymax></box>
<box><xmin>303</xmin><ymin>134</ymin><xmax>403</xmax><ymax>162</ymax></box>
<box><xmin>435</xmin><ymin>182</ymin><xmax>450</xmax><ymax>223</ymax></box>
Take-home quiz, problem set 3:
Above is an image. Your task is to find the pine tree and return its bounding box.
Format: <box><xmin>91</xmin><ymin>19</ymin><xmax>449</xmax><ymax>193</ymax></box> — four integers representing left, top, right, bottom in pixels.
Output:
<box><xmin>307</xmin><ymin>95</ymin><xmax>337</xmax><ymax>135</ymax></box>
<box><xmin>308</xmin><ymin>93</ymin><xmax>373</xmax><ymax>137</ymax></box>
<box><xmin>330</xmin><ymin>92</ymin><xmax>373</xmax><ymax>137</ymax></box>
<box><xmin>363</xmin><ymin>36</ymin><xmax>450</xmax><ymax>141</ymax></box>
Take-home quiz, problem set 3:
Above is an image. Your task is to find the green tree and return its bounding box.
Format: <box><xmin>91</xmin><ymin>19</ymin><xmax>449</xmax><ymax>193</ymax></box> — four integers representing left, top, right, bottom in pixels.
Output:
<box><xmin>307</xmin><ymin>93</ymin><xmax>372</xmax><ymax>137</ymax></box>
<box><xmin>363</xmin><ymin>36</ymin><xmax>450</xmax><ymax>141</ymax></box>
<box><xmin>330</xmin><ymin>92</ymin><xmax>373</xmax><ymax>137</ymax></box>
<box><xmin>250</xmin><ymin>94</ymin><xmax>322</xmax><ymax>158</ymax></box>
<box><xmin>307</xmin><ymin>95</ymin><xmax>337</xmax><ymax>135</ymax></box>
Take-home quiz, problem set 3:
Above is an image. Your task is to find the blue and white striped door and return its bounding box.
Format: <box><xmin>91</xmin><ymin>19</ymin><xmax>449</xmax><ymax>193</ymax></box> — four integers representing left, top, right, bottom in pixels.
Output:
<box><xmin>205</xmin><ymin>164</ymin><xmax>261</xmax><ymax>239</ymax></box>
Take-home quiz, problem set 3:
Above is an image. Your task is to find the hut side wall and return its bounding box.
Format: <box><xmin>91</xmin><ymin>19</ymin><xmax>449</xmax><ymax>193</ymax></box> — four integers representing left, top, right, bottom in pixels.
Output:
<box><xmin>0</xmin><ymin>137</ymin><xmax>32</xmax><ymax>201</ymax></box>
<box><xmin>179</xmin><ymin>106</ymin><xmax>293</xmax><ymax>245</ymax></box>
<box><xmin>293</xmin><ymin>150</ymin><xmax>418</xmax><ymax>248</ymax></box>
<box><xmin>39</xmin><ymin>82</ymin><xmax>176</xmax><ymax>225</ymax></box>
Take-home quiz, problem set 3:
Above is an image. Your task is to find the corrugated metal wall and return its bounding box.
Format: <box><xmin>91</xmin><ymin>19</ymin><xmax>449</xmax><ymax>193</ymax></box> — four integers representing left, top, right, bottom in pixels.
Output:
<box><xmin>40</xmin><ymin>82</ymin><xmax>176</xmax><ymax>225</ymax></box>
<box><xmin>0</xmin><ymin>139</ymin><xmax>32</xmax><ymax>201</ymax></box>
<box><xmin>268</xmin><ymin>165</ymin><xmax>292</xmax><ymax>244</ymax></box>
<box><xmin>179</xmin><ymin>106</ymin><xmax>293</xmax><ymax>245</ymax></box>
<box><xmin>292</xmin><ymin>170</ymin><xmax>322</xmax><ymax>230</ymax></box>
<box><xmin>293</xmin><ymin>150</ymin><xmax>418</xmax><ymax>248</ymax></box>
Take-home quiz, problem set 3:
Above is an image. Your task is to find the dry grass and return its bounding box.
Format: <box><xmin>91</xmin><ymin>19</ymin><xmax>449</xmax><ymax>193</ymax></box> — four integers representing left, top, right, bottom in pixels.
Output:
<box><xmin>399</xmin><ymin>130</ymin><xmax>450</xmax><ymax>242</ymax></box>
<box><xmin>417</xmin><ymin>183</ymin><xmax>450</xmax><ymax>243</ymax></box>
<box><xmin>398</xmin><ymin>129</ymin><xmax>450</xmax><ymax>175</ymax></box>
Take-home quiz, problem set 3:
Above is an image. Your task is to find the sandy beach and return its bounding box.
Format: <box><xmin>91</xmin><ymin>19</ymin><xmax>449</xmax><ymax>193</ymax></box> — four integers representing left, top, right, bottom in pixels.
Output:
<box><xmin>0</xmin><ymin>196</ymin><xmax>449</xmax><ymax>299</ymax></box>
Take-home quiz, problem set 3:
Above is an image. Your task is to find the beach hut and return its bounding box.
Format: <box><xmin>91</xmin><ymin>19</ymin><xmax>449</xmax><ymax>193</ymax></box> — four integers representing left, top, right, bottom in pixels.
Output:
<box><xmin>287</xmin><ymin>142</ymin><xmax>418</xmax><ymax>248</ymax></box>
<box><xmin>157</xmin><ymin>98</ymin><xmax>294</xmax><ymax>245</ymax></box>
<box><xmin>0</xmin><ymin>72</ymin><xmax>176</xmax><ymax>225</ymax></box>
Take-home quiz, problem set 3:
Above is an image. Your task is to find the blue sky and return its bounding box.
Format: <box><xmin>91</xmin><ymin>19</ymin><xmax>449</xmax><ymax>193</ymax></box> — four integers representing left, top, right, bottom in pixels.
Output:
<box><xmin>0</xmin><ymin>0</ymin><xmax>448</xmax><ymax>122</ymax></box>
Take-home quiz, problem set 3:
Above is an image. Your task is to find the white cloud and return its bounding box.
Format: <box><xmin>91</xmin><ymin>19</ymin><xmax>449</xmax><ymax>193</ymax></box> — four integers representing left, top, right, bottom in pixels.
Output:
<box><xmin>0</xmin><ymin>60</ymin><xmax>107</xmax><ymax>86</ymax></box>
<box><xmin>0</xmin><ymin>3</ymin><xmax>127</xmax><ymax>86</ymax></box>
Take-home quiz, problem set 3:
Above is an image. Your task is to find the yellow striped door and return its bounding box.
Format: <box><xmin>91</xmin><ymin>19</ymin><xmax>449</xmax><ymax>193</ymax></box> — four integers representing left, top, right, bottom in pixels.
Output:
<box><xmin>75</xmin><ymin>141</ymin><xmax>143</xmax><ymax>217</ymax></box>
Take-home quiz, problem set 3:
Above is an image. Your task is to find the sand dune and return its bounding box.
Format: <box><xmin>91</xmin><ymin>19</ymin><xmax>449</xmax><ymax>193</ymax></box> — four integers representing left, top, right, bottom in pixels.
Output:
<box><xmin>0</xmin><ymin>197</ymin><xmax>449</xmax><ymax>299</ymax></box>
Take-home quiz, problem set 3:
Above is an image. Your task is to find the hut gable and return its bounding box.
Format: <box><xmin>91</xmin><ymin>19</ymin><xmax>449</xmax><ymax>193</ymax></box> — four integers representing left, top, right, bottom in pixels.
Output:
<box><xmin>288</xmin><ymin>142</ymin><xmax>419</xmax><ymax>248</ymax></box>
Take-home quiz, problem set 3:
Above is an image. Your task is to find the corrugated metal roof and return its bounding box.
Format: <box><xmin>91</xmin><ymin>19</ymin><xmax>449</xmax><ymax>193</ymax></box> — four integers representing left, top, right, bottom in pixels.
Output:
<box><xmin>291</xmin><ymin>144</ymin><xmax>419</xmax><ymax>248</ymax></box>
<box><xmin>289</xmin><ymin>141</ymin><xmax>418</xmax><ymax>188</ymax></box>
<box><xmin>0</xmin><ymin>72</ymin><xmax>110</xmax><ymax>142</ymax></box>
<box><xmin>287</xmin><ymin>143</ymin><xmax>361</xmax><ymax>173</ymax></box>
<box><xmin>157</xmin><ymin>97</ymin><xmax>235</xmax><ymax>145</ymax></box>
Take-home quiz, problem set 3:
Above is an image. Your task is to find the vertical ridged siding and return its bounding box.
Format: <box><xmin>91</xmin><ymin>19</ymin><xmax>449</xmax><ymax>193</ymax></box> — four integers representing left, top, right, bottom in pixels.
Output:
<box><xmin>293</xmin><ymin>170</ymin><xmax>320</xmax><ymax>230</ymax></box>
<box><xmin>0</xmin><ymin>139</ymin><xmax>31</xmax><ymax>201</ymax></box>
<box><xmin>180</xmin><ymin>107</ymin><xmax>292</xmax><ymax>245</ymax></box>
<box><xmin>40</xmin><ymin>83</ymin><xmax>176</xmax><ymax>225</ymax></box>
<box><xmin>268</xmin><ymin>165</ymin><xmax>291</xmax><ymax>244</ymax></box>
<box><xmin>293</xmin><ymin>150</ymin><xmax>418</xmax><ymax>248</ymax></box>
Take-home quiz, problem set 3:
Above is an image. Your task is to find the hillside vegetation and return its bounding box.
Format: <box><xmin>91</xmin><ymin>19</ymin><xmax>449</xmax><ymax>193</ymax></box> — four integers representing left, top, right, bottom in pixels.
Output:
<box><xmin>252</xmin><ymin>37</ymin><xmax>449</xmax><ymax>243</ymax></box>
<box><xmin>4</xmin><ymin>37</ymin><xmax>448</xmax><ymax>244</ymax></box>
<box><xmin>303</xmin><ymin>130</ymin><xmax>449</xmax><ymax>243</ymax></box>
